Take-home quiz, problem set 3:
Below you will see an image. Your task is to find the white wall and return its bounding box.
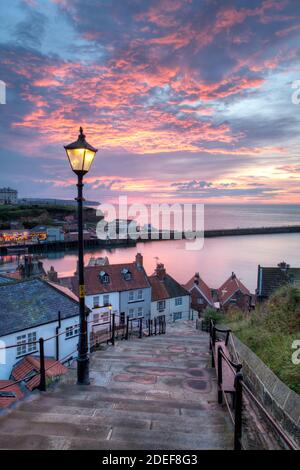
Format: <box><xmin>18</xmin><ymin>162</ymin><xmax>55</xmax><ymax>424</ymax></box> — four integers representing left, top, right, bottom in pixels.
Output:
<box><xmin>0</xmin><ymin>315</ymin><xmax>81</xmax><ymax>380</ymax></box>
<box><xmin>151</xmin><ymin>295</ymin><xmax>190</xmax><ymax>322</ymax></box>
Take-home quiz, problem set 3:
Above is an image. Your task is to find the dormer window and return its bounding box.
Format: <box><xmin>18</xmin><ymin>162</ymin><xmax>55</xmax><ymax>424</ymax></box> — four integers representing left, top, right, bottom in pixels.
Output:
<box><xmin>121</xmin><ymin>268</ymin><xmax>132</xmax><ymax>281</ymax></box>
<box><xmin>99</xmin><ymin>271</ymin><xmax>110</xmax><ymax>284</ymax></box>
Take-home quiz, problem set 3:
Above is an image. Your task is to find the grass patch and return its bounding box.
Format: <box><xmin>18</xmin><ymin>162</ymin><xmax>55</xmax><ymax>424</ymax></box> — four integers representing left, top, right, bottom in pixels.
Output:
<box><xmin>224</xmin><ymin>286</ymin><xmax>300</xmax><ymax>395</ymax></box>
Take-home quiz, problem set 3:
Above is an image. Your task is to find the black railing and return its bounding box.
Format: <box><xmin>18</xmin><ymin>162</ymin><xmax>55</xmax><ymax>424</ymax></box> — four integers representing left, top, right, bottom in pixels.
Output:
<box><xmin>209</xmin><ymin>320</ymin><xmax>298</xmax><ymax>451</ymax></box>
<box><xmin>147</xmin><ymin>315</ymin><xmax>166</xmax><ymax>337</ymax></box>
<box><xmin>0</xmin><ymin>311</ymin><xmax>165</xmax><ymax>396</ymax></box>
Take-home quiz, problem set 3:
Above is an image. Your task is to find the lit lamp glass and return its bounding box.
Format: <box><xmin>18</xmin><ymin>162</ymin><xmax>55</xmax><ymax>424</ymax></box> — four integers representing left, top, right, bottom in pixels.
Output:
<box><xmin>64</xmin><ymin>127</ymin><xmax>98</xmax><ymax>175</ymax></box>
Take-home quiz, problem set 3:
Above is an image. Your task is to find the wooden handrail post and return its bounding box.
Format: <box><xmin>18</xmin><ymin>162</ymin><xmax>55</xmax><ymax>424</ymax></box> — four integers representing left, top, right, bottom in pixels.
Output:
<box><xmin>158</xmin><ymin>316</ymin><xmax>162</xmax><ymax>334</ymax></box>
<box><xmin>234</xmin><ymin>371</ymin><xmax>243</xmax><ymax>450</ymax></box>
<box><xmin>217</xmin><ymin>345</ymin><xmax>223</xmax><ymax>404</ymax></box>
<box><xmin>38</xmin><ymin>337</ymin><xmax>46</xmax><ymax>392</ymax></box>
<box><xmin>111</xmin><ymin>312</ymin><xmax>115</xmax><ymax>346</ymax></box>
<box><xmin>125</xmin><ymin>316</ymin><xmax>129</xmax><ymax>340</ymax></box>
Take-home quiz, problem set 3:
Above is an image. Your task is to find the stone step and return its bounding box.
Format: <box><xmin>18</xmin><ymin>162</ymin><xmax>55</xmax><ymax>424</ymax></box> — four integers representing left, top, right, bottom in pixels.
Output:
<box><xmin>0</xmin><ymin>431</ymin><xmax>233</xmax><ymax>450</ymax></box>
<box><xmin>23</xmin><ymin>392</ymin><xmax>211</xmax><ymax>413</ymax></box>
<box><xmin>8</xmin><ymin>410</ymin><xmax>230</xmax><ymax>433</ymax></box>
<box><xmin>16</xmin><ymin>401</ymin><xmax>224</xmax><ymax>422</ymax></box>
<box><xmin>0</xmin><ymin>322</ymin><xmax>232</xmax><ymax>450</ymax></box>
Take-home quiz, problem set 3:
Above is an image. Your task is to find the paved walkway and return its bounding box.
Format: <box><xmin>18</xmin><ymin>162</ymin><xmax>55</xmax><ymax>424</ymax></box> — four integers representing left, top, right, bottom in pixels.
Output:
<box><xmin>0</xmin><ymin>320</ymin><xmax>233</xmax><ymax>449</ymax></box>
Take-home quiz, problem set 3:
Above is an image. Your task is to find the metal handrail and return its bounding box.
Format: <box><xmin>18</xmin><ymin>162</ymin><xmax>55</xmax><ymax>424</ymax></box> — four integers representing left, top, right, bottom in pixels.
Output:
<box><xmin>209</xmin><ymin>320</ymin><xmax>298</xmax><ymax>451</ymax></box>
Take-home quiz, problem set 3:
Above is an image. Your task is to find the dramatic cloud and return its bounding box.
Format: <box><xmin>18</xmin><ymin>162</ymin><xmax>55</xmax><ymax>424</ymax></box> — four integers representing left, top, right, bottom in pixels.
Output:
<box><xmin>0</xmin><ymin>0</ymin><xmax>300</xmax><ymax>203</ymax></box>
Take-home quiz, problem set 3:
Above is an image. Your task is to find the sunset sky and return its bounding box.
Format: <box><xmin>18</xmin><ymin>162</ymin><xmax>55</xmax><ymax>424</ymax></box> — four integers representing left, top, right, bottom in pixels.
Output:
<box><xmin>1</xmin><ymin>0</ymin><xmax>300</xmax><ymax>204</ymax></box>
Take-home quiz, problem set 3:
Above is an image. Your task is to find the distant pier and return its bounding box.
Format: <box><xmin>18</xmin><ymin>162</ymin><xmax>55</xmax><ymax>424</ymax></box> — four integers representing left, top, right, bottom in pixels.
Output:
<box><xmin>1</xmin><ymin>225</ymin><xmax>300</xmax><ymax>255</ymax></box>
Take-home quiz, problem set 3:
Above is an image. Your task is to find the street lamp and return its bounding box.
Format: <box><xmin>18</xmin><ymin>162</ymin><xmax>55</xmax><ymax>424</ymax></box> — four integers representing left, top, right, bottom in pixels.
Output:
<box><xmin>64</xmin><ymin>127</ymin><xmax>98</xmax><ymax>385</ymax></box>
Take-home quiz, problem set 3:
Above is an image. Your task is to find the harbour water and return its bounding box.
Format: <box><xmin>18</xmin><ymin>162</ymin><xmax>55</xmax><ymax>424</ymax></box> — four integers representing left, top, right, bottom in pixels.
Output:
<box><xmin>2</xmin><ymin>205</ymin><xmax>300</xmax><ymax>293</ymax></box>
<box><xmin>34</xmin><ymin>232</ymin><xmax>300</xmax><ymax>293</ymax></box>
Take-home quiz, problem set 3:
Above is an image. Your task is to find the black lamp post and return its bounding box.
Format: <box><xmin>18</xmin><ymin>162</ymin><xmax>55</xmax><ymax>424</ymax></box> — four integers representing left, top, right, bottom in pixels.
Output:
<box><xmin>64</xmin><ymin>127</ymin><xmax>98</xmax><ymax>385</ymax></box>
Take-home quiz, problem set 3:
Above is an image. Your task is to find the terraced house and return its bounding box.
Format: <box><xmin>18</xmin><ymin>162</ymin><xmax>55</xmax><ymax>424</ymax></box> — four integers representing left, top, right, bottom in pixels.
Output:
<box><xmin>62</xmin><ymin>253</ymin><xmax>151</xmax><ymax>328</ymax></box>
<box><xmin>148</xmin><ymin>263</ymin><xmax>191</xmax><ymax>322</ymax></box>
<box><xmin>0</xmin><ymin>278</ymin><xmax>85</xmax><ymax>380</ymax></box>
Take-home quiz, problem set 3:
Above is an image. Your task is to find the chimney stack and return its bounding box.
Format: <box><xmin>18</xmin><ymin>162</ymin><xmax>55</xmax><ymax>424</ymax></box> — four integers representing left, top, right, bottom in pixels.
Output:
<box><xmin>156</xmin><ymin>263</ymin><xmax>166</xmax><ymax>281</ymax></box>
<box><xmin>135</xmin><ymin>253</ymin><xmax>143</xmax><ymax>268</ymax></box>
<box><xmin>48</xmin><ymin>266</ymin><xmax>58</xmax><ymax>283</ymax></box>
<box><xmin>194</xmin><ymin>272</ymin><xmax>200</xmax><ymax>285</ymax></box>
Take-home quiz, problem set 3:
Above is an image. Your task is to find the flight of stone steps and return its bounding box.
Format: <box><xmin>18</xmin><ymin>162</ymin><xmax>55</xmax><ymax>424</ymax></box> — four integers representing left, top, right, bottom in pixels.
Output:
<box><xmin>0</xmin><ymin>321</ymin><xmax>233</xmax><ymax>450</ymax></box>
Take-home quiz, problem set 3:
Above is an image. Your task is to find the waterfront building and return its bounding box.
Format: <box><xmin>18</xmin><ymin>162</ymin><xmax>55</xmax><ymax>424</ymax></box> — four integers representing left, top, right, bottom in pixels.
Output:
<box><xmin>0</xmin><ymin>187</ymin><xmax>17</xmax><ymax>205</ymax></box>
<box><xmin>148</xmin><ymin>263</ymin><xmax>191</xmax><ymax>322</ymax></box>
<box><xmin>256</xmin><ymin>261</ymin><xmax>300</xmax><ymax>301</ymax></box>
<box><xmin>185</xmin><ymin>272</ymin><xmax>214</xmax><ymax>315</ymax></box>
<box><xmin>0</xmin><ymin>278</ymin><xmax>88</xmax><ymax>380</ymax></box>
<box><xmin>30</xmin><ymin>226</ymin><xmax>65</xmax><ymax>242</ymax></box>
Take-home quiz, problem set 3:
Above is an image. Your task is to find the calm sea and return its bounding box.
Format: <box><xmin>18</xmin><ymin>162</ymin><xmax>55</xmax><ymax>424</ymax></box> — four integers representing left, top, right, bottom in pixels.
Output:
<box><xmin>2</xmin><ymin>204</ymin><xmax>300</xmax><ymax>293</ymax></box>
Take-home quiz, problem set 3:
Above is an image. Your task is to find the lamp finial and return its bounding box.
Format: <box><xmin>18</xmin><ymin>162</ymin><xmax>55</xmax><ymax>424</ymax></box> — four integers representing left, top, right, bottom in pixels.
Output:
<box><xmin>79</xmin><ymin>127</ymin><xmax>85</xmax><ymax>140</ymax></box>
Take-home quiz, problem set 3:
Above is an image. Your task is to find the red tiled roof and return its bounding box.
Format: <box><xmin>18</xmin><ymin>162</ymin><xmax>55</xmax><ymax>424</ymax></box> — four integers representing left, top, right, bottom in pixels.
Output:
<box><xmin>185</xmin><ymin>275</ymin><xmax>213</xmax><ymax>305</ymax></box>
<box><xmin>149</xmin><ymin>274</ymin><xmax>190</xmax><ymax>301</ymax></box>
<box><xmin>46</xmin><ymin>281</ymin><xmax>79</xmax><ymax>302</ymax></box>
<box><xmin>0</xmin><ymin>381</ymin><xmax>24</xmax><ymax>408</ymax></box>
<box><xmin>218</xmin><ymin>273</ymin><xmax>251</xmax><ymax>304</ymax></box>
<box><xmin>148</xmin><ymin>276</ymin><xmax>170</xmax><ymax>301</ymax></box>
<box><xmin>11</xmin><ymin>356</ymin><xmax>68</xmax><ymax>391</ymax></box>
<box><xmin>68</xmin><ymin>262</ymin><xmax>150</xmax><ymax>296</ymax></box>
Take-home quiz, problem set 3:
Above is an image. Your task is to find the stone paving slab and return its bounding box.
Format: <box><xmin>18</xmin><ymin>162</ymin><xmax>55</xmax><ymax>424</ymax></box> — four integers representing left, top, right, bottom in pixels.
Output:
<box><xmin>0</xmin><ymin>320</ymin><xmax>233</xmax><ymax>450</ymax></box>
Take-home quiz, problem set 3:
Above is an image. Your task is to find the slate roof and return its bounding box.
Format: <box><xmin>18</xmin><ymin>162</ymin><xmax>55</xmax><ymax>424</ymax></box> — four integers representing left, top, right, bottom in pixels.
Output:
<box><xmin>218</xmin><ymin>273</ymin><xmax>251</xmax><ymax>305</ymax></box>
<box><xmin>185</xmin><ymin>274</ymin><xmax>214</xmax><ymax>305</ymax></box>
<box><xmin>0</xmin><ymin>381</ymin><xmax>24</xmax><ymax>408</ymax></box>
<box><xmin>11</xmin><ymin>356</ymin><xmax>68</xmax><ymax>391</ymax></box>
<box><xmin>64</xmin><ymin>262</ymin><xmax>150</xmax><ymax>296</ymax></box>
<box><xmin>256</xmin><ymin>264</ymin><xmax>300</xmax><ymax>298</ymax></box>
<box><xmin>0</xmin><ymin>279</ymin><xmax>80</xmax><ymax>337</ymax></box>
<box><xmin>149</xmin><ymin>273</ymin><xmax>190</xmax><ymax>301</ymax></box>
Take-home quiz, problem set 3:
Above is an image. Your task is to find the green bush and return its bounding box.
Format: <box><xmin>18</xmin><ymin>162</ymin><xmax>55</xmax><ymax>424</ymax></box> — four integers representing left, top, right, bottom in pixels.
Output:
<box><xmin>225</xmin><ymin>285</ymin><xmax>300</xmax><ymax>395</ymax></box>
<box><xmin>203</xmin><ymin>307</ymin><xmax>223</xmax><ymax>327</ymax></box>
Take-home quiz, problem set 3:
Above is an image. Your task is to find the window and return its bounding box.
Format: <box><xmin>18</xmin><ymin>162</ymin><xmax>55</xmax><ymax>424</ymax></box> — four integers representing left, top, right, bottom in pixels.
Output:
<box><xmin>65</xmin><ymin>324</ymin><xmax>79</xmax><ymax>339</ymax></box>
<box><xmin>128</xmin><ymin>308</ymin><xmax>134</xmax><ymax>318</ymax></box>
<box><xmin>128</xmin><ymin>291</ymin><xmax>134</xmax><ymax>302</ymax></box>
<box><xmin>66</xmin><ymin>326</ymin><xmax>73</xmax><ymax>338</ymax></box>
<box><xmin>122</xmin><ymin>268</ymin><xmax>132</xmax><ymax>280</ymax></box>
<box><xmin>157</xmin><ymin>300</ymin><xmax>166</xmax><ymax>311</ymax></box>
<box><xmin>175</xmin><ymin>297</ymin><xmax>182</xmax><ymax>306</ymax></box>
<box><xmin>103</xmin><ymin>294</ymin><xmax>110</xmax><ymax>306</ymax></box>
<box><xmin>99</xmin><ymin>271</ymin><xmax>110</xmax><ymax>284</ymax></box>
<box><xmin>93</xmin><ymin>313</ymin><xmax>99</xmax><ymax>324</ymax></box>
<box><xmin>197</xmin><ymin>298</ymin><xmax>204</xmax><ymax>305</ymax></box>
<box><xmin>137</xmin><ymin>289</ymin><xmax>143</xmax><ymax>301</ymax></box>
<box><xmin>16</xmin><ymin>334</ymin><xmax>26</xmax><ymax>357</ymax></box>
<box><xmin>27</xmin><ymin>332</ymin><xmax>37</xmax><ymax>353</ymax></box>
<box><xmin>137</xmin><ymin>307</ymin><xmax>143</xmax><ymax>317</ymax></box>
<box><xmin>16</xmin><ymin>331</ymin><xmax>37</xmax><ymax>357</ymax></box>
<box><xmin>173</xmin><ymin>312</ymin><xmax>182</xmax><ymax>321</ymax></box>
<box><xmin>93</xmin><ymin>296</ymin><xmax>100</xmax><ymax>308</ymax></box>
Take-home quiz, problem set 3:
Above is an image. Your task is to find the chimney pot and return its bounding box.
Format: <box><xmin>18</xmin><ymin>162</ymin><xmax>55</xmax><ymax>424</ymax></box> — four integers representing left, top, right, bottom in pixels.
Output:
<box><xmin>156</xmin><ymin>263</ymin><xmax>166</xmax><ymax>281</ymax></box>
